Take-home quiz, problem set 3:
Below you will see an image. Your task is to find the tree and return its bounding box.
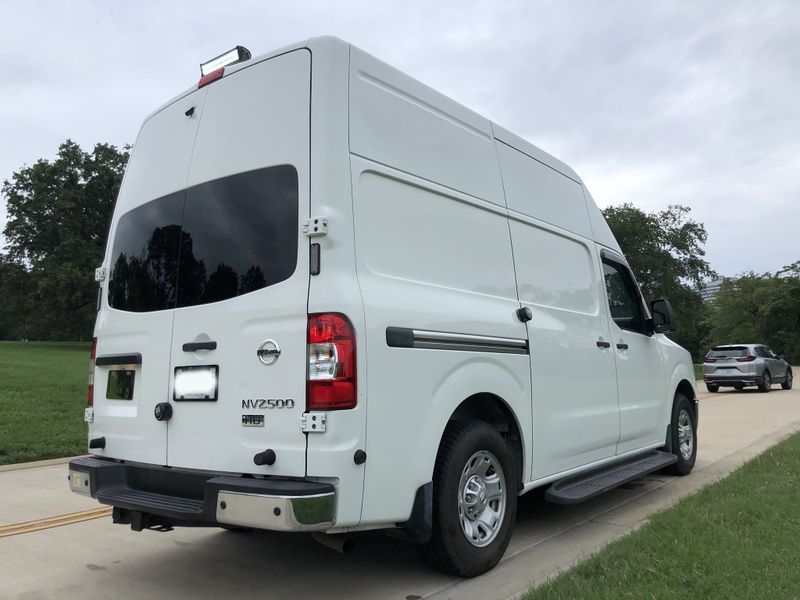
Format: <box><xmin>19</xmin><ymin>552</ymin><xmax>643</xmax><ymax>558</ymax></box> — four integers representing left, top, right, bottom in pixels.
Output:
<box><xmin>0</xmin><ymin>256</ymin><xmax>33</xmax><ymax>339</ymax></box>
<box><xmin>1</xmin><ymin>140</ymin><xmax>129</xmax><ymax>340</ymax></box>
<box><xmin>706</xmin><ymin>262</ymin><xmax>800</xmax><ymax>362</ymax></box>
<box><xmin>602</xmin><ymin>204</ymin><xmax>715</xmax><ymax>361</ymax></box>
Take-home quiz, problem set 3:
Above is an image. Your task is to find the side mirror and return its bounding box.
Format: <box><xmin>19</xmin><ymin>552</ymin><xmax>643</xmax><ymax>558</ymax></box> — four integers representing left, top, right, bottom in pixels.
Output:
<box><xmin>778</xmin><ymin>354</ymin><xmax>787</xmax><ymax>361</ymax></box>
<box><xmin>651</xmin><ymin>298</ymin><xmax>677</xmax><ymax>333</ymax></box>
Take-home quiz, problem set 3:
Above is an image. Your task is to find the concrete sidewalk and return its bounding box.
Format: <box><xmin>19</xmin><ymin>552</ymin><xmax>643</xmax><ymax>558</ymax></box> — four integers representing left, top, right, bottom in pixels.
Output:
<box><xmin>1</xmin><ymin>383</ymin><xmax>798</xmax><ymax>600</ymax></box>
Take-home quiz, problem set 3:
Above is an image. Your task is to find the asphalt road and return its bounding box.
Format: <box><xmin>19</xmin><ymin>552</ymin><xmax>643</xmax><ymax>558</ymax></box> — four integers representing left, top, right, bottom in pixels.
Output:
<box><xmin>2</xmin><ymin>381</ymin><xmax>799</xmax><ymax>600</ymax></box>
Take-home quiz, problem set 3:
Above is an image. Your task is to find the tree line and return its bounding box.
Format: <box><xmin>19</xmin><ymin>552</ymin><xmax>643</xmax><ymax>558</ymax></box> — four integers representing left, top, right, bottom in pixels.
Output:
<box><xmin>604</xmin><ymin>204</ymin><xmax>799</xmax><ymax>363</ymax></box>
<box><xmin>0</xmin><ymin>140</ymin><xmax>797</xmax><ymax>363</ymax></box>
<box><xmin>707</xmin><ymin>263</ymin><xmax>800</xmax><ymax>362</ymax></box>
<box><xmin>0</xmin><ymin>141</ymin><xmax>128</xmax><ymax>341</ymax></box>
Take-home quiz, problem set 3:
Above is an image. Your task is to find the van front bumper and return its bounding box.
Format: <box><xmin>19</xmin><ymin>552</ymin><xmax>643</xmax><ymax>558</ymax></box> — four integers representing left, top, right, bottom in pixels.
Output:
<box><xmin>68</xmin><ymin>456</ymin><xmax>335</xmax><ymax>532</ymax></box>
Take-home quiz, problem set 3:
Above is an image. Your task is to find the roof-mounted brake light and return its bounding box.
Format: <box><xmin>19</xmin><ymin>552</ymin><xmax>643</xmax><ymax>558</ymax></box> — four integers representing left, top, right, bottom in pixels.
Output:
<box><xmin>200</xmin><ymin>45</ymin><xmax>252</xmax><ymax>77</ymax></box>
<box><xmin>198</xmin><ymin>68</ymin><xmax>224</xmax><ymax>89</ymax></box>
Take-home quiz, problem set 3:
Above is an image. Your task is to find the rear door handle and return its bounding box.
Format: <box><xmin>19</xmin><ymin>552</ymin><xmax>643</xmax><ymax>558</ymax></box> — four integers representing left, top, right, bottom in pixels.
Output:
<box><xmin>96</xmin><ymin>353</ymin><xmax>142</xmax><ymax>366</ymax></box>
<box><xmin>616</xmin><ymin>343</ymin><xmax>629</xmax><ymax>350</ymax></box>
<box><xmin>596</xmin><ymin>340</ymin><xmax>611</xmax><ymax>348</ymax></box>
<box><xmin>182</xmin><ymin>341</ymin><xmax>217</xmax><ymax>352</ymax></box>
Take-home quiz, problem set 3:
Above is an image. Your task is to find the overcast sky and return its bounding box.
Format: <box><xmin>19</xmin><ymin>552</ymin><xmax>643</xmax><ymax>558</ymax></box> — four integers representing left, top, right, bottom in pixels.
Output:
<box><xmin>1</xmin><ymin>0</ymin><xmax>798</xmax><ymax>276</ymax></box>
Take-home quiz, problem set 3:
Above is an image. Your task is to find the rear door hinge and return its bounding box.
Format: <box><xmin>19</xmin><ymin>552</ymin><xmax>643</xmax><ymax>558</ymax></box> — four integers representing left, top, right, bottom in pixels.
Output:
<box><xmin>301</xmin><ymin>412</ymin><xmax>327</xmax><ymax>433</ymax></box>
<box><xmin>303</xmin><ymin>217</ymin><xmax>328</xmax><ymax>238</ymax></box>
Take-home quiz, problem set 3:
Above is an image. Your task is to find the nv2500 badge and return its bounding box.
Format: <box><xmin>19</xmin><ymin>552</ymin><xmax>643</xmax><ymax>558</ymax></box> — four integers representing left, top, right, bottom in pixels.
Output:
<box><xmin>241</xmin><ymin>398</ymin><xmax>296</xmax><ymax>409</ymax></box>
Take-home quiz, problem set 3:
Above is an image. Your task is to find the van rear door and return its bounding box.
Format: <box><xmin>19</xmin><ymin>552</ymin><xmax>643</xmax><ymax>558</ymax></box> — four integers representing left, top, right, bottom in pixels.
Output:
<box><xmin>166</xmin><ymin>50</ymin><xmax>311</xmax><ymax>475</ymax></box>
<box><xmin>93</xmin><ymin>88</ymin><xmax>206</xmax><ymax>466</ymax></box>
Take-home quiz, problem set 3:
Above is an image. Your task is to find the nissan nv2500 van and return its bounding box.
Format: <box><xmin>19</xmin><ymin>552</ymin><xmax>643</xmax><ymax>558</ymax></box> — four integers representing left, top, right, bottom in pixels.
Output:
<box><xmin>69</xmin><ymin>37</ymin><xmax>698</xmax><ymax>577</ymax></box>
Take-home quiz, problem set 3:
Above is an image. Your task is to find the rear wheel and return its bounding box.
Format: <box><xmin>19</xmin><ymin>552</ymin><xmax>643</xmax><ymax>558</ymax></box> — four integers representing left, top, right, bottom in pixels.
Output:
<box><xmin>782</xmin><ymin>369</ymin><xmax>793</xmax><ymax>390</ymax></box>
<box><xmin>759</xmin><ymin>371</ymin><xmax>772</xmax><ymax>393</ymax></box>
<box><xmin>663</xmin><ymin>393</ymin><xmax>697</xmax><ymax>476</ymax></box>
<box><xmin>418</xmin><ymin>420</ymin><xmax>517</xmax><ymax>577</ymax></box>
<box><xmin>706</xmin><ymin>383</ymin><xmax>719</xmax><ymax>393</ymax></box>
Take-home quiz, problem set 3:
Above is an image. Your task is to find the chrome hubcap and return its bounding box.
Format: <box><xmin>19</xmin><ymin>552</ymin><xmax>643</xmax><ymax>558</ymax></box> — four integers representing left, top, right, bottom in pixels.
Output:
<box><xmin>677</xmin><ymin>409</ymin><xmax>694</xmax><ymax>461</ymax></box>
<box><xmin>458</xmin><ymin>450</ymin><xmax>507</xmax><ymax>547</ymax></box>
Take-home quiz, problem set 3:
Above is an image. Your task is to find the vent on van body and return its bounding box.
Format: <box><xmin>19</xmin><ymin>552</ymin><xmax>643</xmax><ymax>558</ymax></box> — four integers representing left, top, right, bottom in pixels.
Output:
<box><xmin>107</xmin><ymin>165</ymin><xmax>298</xmax><ymax>312</ymax></box>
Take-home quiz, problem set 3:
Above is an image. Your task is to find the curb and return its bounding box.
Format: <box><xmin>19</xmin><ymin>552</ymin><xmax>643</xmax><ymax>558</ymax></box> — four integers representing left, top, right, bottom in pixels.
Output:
<box><xmin>425</xmin><ymin>417</ymin><xmax>800</xmax><ymax>600</ymax></box>
<box><xmin>0</xmin><ymin>455</ymin><xmax>87</xmax><ymax>473</ymax></box>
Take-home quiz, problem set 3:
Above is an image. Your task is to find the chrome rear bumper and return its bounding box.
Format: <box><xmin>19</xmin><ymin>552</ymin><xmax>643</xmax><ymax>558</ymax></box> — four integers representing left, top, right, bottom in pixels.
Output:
<box><xmin>68</xmin><ymin>456</ymin><xmax>335</xmax><ymax>532</ymax></box>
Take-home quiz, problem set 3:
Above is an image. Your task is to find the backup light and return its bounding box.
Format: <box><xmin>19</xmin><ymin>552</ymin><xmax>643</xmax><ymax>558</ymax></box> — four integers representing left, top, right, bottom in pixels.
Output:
<box><xmin>200</xmin><ymin>46</ymin><xmax>252</xmax><ymax>76</ymax></box>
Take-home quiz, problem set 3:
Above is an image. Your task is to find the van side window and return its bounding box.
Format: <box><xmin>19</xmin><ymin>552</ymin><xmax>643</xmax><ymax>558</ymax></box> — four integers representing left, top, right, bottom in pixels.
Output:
<box><xmin>602</xmin><ymin>259</ymin><xmax>644</xmax><ymax>333</ymax></box>
<box><xmin>108</xmin><ymin>165</ymin><xmax>298</xmax><ymax>312</ymax></box>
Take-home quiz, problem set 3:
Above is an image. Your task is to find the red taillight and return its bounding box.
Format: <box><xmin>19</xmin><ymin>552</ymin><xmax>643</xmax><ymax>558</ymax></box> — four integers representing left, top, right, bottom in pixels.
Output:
<box><xmin>704</xmin><ymin>357</ymin><xmax>717</xmax><ymax>363</ymax></box>
<box><xmin>307</xmin><ymin>313</ymin><xmax>356</xmax><ymax>411</ymax></box>
<box><xmin>198</xmin><ymin>67</ymin><xmax>224</xmax><ymax>88</ymax></box>
<box><xmin>88</xmin><ymin>337</ymin><xmax>97</xmax><ymax>407</ymax></box>
<box><xmin>736</xmin><ymin>355</ymin><xmax>756</xmax><ymax>362</ymax></box>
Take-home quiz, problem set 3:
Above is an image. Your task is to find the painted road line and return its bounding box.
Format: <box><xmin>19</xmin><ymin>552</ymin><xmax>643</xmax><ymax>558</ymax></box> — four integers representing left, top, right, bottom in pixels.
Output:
<box><xmin>0</xmin><ymin>507</ymin><xmax>113</xmax><ymax>538</ymax></box>
<box><xmin>0</xmin><ymin>506</ymin><xmax>111</xmax><ymax>531</ymax></box>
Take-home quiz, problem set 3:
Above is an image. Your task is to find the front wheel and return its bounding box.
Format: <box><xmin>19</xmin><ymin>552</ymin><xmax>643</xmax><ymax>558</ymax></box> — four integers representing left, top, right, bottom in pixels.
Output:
<box><xmin>782</xmin><ymin>369</ymin><xmax>793</xmax><ymax>390</ymax></box>
<box><xmin>418</xmin><ymin>420</ymin><xmax>518</xmax><ymax>577</ymax></box>
<box><xmin>663</xmin><ymin>393</ymin><xmax>697</xmax><ymax>476</ymax></box>
<box><xmin>759</xmin><ymin>371</ymin><xmax>772</xmax><ymax>393</ymax></box>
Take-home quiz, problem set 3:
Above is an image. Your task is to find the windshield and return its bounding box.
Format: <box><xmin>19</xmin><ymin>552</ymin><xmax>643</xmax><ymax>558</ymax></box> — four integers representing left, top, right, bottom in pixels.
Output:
<box><xmin>108</xmin><ymin>165</ymin><xmax>298</xmax><ymax>312</ymax></box>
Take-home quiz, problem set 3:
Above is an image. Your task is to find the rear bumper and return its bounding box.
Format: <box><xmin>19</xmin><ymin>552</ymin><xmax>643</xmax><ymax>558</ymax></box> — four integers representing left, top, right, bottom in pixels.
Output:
<box><xmin>68</xmin><ymin>456</ymin><xmax>335</xmax><ymax>532</ymax></box>
<box><xmin>704</xmin><ymin>375</ymin><xmax>762</xmax><ymax>387</ymax></box>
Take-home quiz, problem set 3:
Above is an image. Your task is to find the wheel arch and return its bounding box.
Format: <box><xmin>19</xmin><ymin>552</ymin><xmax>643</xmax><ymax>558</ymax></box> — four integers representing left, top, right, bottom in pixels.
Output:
<box><xmin>446</xmin><ymin>392</ymin><xmax>525</xmax><ymax>491</ymax></box>
<box><xmin>665</xmin><ymin>378</ymin><xmax>699</xmax><ymax>451</ymax></box>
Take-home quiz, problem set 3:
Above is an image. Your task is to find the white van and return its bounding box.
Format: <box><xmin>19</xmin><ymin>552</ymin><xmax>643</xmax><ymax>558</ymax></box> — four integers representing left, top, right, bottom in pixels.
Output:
<box><xmin>69</xmin><ymin>37</ymin><xmax>698</xmax><ymax>577</ymax></box>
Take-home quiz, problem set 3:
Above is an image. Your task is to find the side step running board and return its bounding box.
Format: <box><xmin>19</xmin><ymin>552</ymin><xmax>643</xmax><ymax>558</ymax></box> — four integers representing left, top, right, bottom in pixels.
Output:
<box><xmin>545</xmin><ymin>450</ymin><xmax>678</xmax><ymax>505</ymax></box>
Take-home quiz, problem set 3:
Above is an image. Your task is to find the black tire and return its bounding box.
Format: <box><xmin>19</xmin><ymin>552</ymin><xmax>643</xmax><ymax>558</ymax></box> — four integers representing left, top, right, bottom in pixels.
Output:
<box><xmin>759</xmin><ymin>371</ymin><xmax>772</xmax><ymax>393</ymax></box>
<box><xmin>782</xmin><ymin>369</ymin><xmax>793</xmax><ymax>390</ymax></box>
<box><xmin>663</xmin><ymin>393</ymin><xmax>697</xmax><ymax>476</ymax></box>
<box><xmin>734</xmin><ymin>384</ymin><xmax>744</xmax><ymax>391</ymax></box>
<box><xmin>418</xmin><ymin>420</ymin><xmax>518</xmax><ymax>577</ymax></box>
<box><xmin>706</xmin><ymin>383</ymin><xmax>719</xmax><ymax>393</ymax></box>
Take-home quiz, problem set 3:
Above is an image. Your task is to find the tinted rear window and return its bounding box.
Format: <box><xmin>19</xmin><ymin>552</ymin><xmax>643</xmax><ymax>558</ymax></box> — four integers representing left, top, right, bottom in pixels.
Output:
<box><xmin>108</xmin><ymin>165</ymin><xmax>298</xmax><ymax>312</ymax></box>
<box><xmin>709</xmin><ymin>347</ymin><xmax>749</xmax><ymax>359</ymax></box>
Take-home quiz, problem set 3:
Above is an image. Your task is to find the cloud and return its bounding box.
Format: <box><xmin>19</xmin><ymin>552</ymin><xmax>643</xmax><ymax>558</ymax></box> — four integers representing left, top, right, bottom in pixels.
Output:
<box><xmin>1</xmin><ymin>0</ymin><xmax>798</xmax><ymax>275</ymax></box>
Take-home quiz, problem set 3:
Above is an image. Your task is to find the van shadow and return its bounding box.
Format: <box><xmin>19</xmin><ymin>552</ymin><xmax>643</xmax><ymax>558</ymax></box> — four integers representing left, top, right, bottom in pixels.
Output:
<box><xmin>97</xmin><ymin>474</ymin><xmax>670</xmax><ymax>599</ymax></box>
<box><xmin>101</xmin><ymin>525</ymin><xmax>454</xmax><ymax>599</ymax></box>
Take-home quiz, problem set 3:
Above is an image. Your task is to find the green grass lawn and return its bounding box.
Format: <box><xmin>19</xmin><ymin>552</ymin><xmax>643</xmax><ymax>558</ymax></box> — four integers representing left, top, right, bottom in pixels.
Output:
<box><xmin>528</xmin><ymin>430</ymin><xmax>800</xmax><ymax>599</ymax></box>
<box><xmin>693</xmin><ymin>363</ymin><xmax>703</xmax><ymax>380</ymax></box>
<box><xmin>0</xmin><ymin>341</ymin><xmax>90</xmax><ymax>465</ymax></box>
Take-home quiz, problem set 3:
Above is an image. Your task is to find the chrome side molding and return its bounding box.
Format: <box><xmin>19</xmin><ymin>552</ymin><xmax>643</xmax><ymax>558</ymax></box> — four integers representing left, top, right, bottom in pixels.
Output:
<box><xmin>386</xmin><ymin>327</ymin><xmax>528</xmax><ymax>355</ymax></box>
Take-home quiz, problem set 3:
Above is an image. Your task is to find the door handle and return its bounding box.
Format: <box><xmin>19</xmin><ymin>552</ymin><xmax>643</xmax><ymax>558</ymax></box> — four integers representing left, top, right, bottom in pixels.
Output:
<box><xmin>182</xmin><ymin>341</ymin><xmax>217</xmax><ymax>352</ymax></box>
<box><xmin>616</xmin><ymin>343</ymin><xmax>629</xmax><ymax>350</ymax></box>
<box><xmin>596</xmin><ymin>340</ymin><xmax>611</xmax><ymax>348</ymax></box>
